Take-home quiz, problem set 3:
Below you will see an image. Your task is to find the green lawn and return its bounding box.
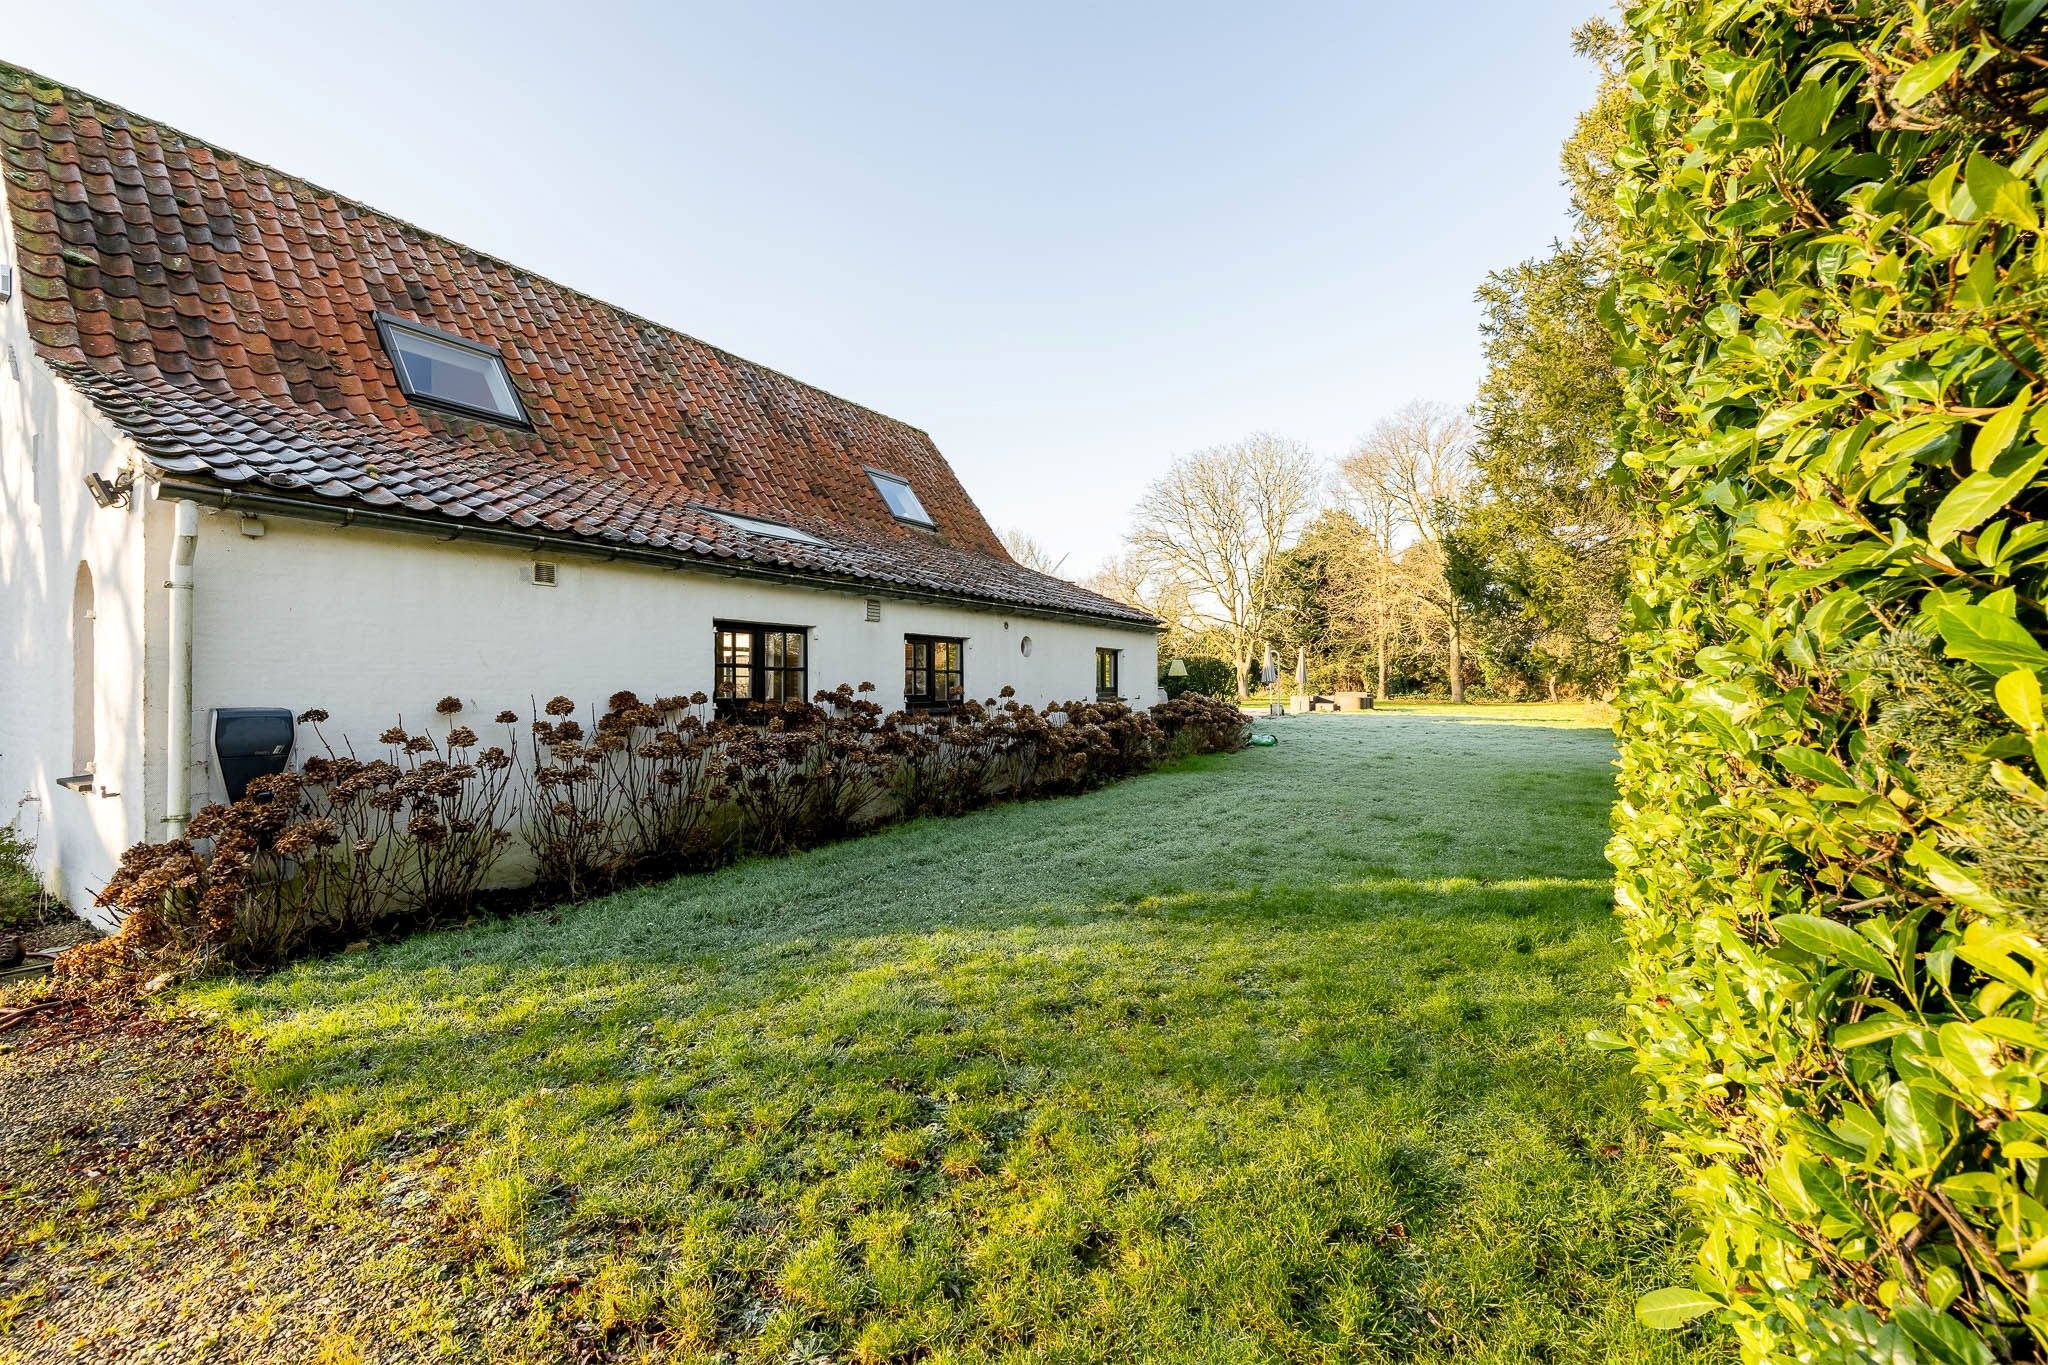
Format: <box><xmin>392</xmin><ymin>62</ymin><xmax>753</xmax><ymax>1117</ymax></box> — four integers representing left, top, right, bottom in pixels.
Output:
<box><xmin>191</xmin><ymin>707</ymin><xmax>1714</xmax><ymax>1363</ymax></box>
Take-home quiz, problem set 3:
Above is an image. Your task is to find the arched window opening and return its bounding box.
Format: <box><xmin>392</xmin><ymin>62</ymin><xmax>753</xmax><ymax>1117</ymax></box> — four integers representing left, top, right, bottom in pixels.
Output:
<box><xmin>71</xmin><ymin>561</ymin><xmax>95</xmax><ymax>776</ymax></box>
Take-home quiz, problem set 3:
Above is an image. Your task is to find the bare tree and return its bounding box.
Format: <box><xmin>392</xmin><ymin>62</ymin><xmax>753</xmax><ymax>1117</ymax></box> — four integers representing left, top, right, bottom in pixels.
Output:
<box><xmin>1000</xmin><ymin>528</ymin><xmax>1067</xmax><ymax>576</ymax></box>
<box><xmin>1338</xmin><ymin>402</ymin><xmax>1478</xmax><ymax>701</ymax></box>
<box><xmin>1086</xmin><ymin>550</ymin><xmax>1151</xmax><ymax>610</ymax></box>
<box><xmin>1128</xmin><ymin>434</ymin><xmax>1319</xmax><ymax>700</ymax></box>
<box><xmin>1088</xmin><ymin>551</ymin><xmax>1198</xmax><ymax>657</ymax></box>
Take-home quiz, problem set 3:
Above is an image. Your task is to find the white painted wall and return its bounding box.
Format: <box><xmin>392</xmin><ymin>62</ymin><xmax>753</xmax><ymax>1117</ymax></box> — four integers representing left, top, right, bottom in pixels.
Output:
<box><xmin>0</xmin><ymin>207</ymin><xmax>160</xmax><ymax>914</ymax></box>
<box><xmin>181</xmin><ymin>514</ymin><xmax>1159</xmax><ymax>810</ymax></box>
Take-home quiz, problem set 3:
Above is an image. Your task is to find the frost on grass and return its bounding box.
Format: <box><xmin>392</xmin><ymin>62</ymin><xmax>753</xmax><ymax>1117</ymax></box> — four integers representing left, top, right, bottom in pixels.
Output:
<box><xmin>153</xmin><ymin>710</ymin><xmax>1699</xmax><ymax>1363</ymax></box>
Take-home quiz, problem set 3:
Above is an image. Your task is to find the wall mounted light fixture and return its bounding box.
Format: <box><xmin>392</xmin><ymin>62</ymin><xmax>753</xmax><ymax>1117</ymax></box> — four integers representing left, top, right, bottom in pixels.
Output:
<box><xmin>84</xmin><ymin>470</ymin><xmax>135</xmax><ymax>509</ymax></box>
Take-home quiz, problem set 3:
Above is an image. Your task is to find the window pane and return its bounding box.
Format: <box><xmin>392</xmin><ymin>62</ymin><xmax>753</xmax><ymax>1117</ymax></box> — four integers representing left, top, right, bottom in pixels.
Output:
<box><xmin>706</xmin><ymin>510</ymin><xmax>825</xmax><ymax>546</ymax></box>
<box><xmin>867</xmin><ymin>470</ymin><xmax>933</xmax><ymax>525</ymax></box>
<box><xmin>716</xmin><ymin>630</ymin><xmax>749</xmax><ymax>701</ymax></box>
<box><xmin>383</xmin><ymin>322</ymin><xmax>524</xmax><ymax>421</ymax></box>
<box><xmin>905</xmin><ymin>638</ymin><xmax>927</xmax><ymax>699</ymax></box>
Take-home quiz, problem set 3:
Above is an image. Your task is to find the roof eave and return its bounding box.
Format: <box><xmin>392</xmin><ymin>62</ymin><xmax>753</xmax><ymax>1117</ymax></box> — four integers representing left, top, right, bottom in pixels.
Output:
<box><xmin>154</xmin><ymin>478</ymin><xmax>1162</xmax><ymax>633</ymax></box>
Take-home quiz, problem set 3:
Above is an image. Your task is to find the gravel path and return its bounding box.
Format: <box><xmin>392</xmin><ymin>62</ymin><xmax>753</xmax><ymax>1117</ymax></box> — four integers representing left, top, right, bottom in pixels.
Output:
<box><xmin>0</xmin><ymin>997</ymin><xmax>505</xmax><ymax>1364</ymax></box>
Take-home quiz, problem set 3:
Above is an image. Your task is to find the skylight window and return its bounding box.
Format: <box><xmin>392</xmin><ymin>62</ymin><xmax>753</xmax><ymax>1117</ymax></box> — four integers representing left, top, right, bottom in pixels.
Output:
<box><xmin>374</xmin><ymin>313</ymin><xmax>528</xmax><ymax>424</ymax></box>
<box><xmin>706</xmin><ymin>509</ymin><xmax>826</xmax><ymax>546</ymax></box>
<box><xmin>866</xmin><ymin>468</ymin><xmax>933</xmax><ymax>526</ymax></box>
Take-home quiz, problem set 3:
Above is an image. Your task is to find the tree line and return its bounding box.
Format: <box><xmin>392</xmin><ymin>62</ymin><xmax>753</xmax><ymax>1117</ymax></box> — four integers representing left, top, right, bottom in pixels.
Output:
<box><xmin>1036</xmin><ymin>22</ymin><xmax>1629</xmax><ymax>705</ymax></box>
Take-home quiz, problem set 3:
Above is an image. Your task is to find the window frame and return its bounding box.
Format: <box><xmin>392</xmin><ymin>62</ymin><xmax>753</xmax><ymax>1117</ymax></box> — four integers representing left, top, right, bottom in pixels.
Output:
<box><xmin>373</xmin><ymin>311</ymin><xmax>532</xmax><ymax>427</ymax></box>
<box><xmin>904</xmin><ymin>634</ymin><xmax>966</xmax><ymax>711</ymax></box>
<box><xmin>713</xmin><ymin>620</ymin><xmax>810</xmax><ymax>716</ymax></box>
<box><xmin>1095</xmin><ymin>647</ymin><xmax>1120</xmax><ymax>700</ymax></box>
<box><xmin>702</xmin><ymin>508</ymin><xmax>827</xmax><ymax>547</ymax></box>
<box><xmin>864</xmin><ymin>467</ymin><xmax>936</xmax><ymax>528</ymax></box>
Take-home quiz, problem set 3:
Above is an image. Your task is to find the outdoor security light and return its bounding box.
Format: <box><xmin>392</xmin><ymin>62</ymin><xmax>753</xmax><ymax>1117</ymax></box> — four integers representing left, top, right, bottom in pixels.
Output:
<box><xmin>84</xmin><ymin>470</ymin><xmax>134</xmax><ymax>509</ymax></box>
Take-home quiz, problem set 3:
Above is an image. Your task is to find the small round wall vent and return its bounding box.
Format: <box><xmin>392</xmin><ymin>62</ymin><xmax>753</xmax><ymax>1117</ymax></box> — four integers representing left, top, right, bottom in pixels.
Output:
<box><xmin>1019</xmin><ymin>635</ymin><xmax>1033</xmax><ymax>657</ymax></box>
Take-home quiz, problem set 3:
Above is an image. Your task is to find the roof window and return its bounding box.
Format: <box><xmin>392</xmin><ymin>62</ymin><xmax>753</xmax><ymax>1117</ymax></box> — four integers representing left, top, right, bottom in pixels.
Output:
<box><xmin>706</xmin><ymin>509</ymin><xmax>826</xmax><ymax>546</ymax></box>
<box><xmin>374</xmin><ymin>313</ymin><xmax>528</xmax><ymax>424</ymax></box>
<box><xmin>866</xmin><ymin>468</ymin><xmax>933</xmax><ymax>527</ymax></box>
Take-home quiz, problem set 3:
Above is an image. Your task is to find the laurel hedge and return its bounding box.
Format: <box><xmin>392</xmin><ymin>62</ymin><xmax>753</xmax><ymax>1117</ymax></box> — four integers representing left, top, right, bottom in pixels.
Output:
<box><xmin>1603</xmin><ymin>1</ymin><xmax>2048</xmax><ymax>1358</ymax></box>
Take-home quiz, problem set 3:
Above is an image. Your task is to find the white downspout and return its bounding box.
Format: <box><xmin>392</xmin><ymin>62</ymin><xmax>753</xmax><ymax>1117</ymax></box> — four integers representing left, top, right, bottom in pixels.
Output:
<box><xmin>165</xmin><ymin>499</ymin><xmax>198</xmax><ymax>835</ymax></box>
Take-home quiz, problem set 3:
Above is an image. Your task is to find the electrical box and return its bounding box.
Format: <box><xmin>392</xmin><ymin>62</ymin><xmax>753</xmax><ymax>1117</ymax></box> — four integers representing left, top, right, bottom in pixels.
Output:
<box><xmin>212</xmin><ymin>707</ymin><xmax>295</xmax><ymax>802</ymax></box>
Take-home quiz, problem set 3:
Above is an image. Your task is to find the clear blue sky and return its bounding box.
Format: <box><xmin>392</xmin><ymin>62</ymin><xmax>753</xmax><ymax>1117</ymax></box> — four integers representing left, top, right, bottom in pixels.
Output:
<box><xmin>12</xmin><ymin>2</ymin><xmax>1601</xmax><ymax>574</ymax></box>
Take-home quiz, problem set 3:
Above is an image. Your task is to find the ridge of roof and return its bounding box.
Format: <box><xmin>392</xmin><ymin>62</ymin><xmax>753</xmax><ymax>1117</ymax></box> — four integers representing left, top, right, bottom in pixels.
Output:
<box><xmin>0</xmin><ymin>60</ymin><xmax>935</xmax><ymax>445</ymax></box>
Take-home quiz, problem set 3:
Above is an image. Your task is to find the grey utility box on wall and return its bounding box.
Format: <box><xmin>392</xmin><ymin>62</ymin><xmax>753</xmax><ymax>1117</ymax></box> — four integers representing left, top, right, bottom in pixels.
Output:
<box><xmin>211</xmin><ymin>707</ymin><xmax>294</xmax><ymax>802</ymax></box>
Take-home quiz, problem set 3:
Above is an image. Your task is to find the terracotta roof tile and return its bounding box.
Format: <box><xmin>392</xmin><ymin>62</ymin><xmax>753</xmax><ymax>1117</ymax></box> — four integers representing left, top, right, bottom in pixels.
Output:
<box><xmin>1</xmin><ymin>64</ymin><xmax>1153</xmax><ymax>629</ymax></box>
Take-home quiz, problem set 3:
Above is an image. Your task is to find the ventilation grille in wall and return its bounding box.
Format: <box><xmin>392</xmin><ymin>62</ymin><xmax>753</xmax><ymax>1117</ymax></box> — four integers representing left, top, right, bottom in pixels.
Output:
<box><xmin>530</xmin><ymin>561</ymin><xmax>558</xmax><ymax>586</ymax></box>
<box><xmin>865</xmin><ymin>598</ymin><xmax>881</xmax><ymax>622</ymax></box>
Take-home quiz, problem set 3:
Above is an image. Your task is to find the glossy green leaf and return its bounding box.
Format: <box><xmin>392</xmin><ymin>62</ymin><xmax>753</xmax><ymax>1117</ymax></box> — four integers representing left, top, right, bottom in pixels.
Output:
<box><xmin>1893</xmin><ymin>50</ymin><xmax>1969</xmax><ymax>108</ymax></box>
<box><xmin>1934</xmin><ymin>604</ymin><xmax>2048</xmax><ymax>673</ymax></box>
<box><xmin>1885</xmin><ymin>1083</ymin><xmax>1949</xmax><ymax>1175</ymax></box>
<box><xmin>1974</xmin><ymin>1015</ymin><xmax>2048</xmax><ymax>1051</ymax></box>
<box><xmin>1776</xmin><ymin>744</ymin><xmax>1857</xmax><ymax>790</ymax></box>
<box><xmin>1972</xmin><ymin>385</ymin><xmax>2033</xmax><ymax>471</ymax></box>
<box><xmin>1894</xmin><ymin>1302</ymin><xmax>1997</xmax><ymax>1365</ymax></box>
<box><xmin>1929</xmin><ymin>447</ymin><xmax>2048</xmax><ymax>545</ymax></box>
<box><xmin>1773</xmin><ymin>914</ymin><xmax>1893</xmax><ymax>977</ymax></box>
<box><xmin>1964</xmin><ymin>154</ymin><xmax>2040</xmax><ymax>230</ymax></box>
<box><xmin>1778</xmin><ymin>78</ymin><xmax>1848</xmax><ymax>146</ymax></box>
<box><xmin>1998</xmin><ymin>669</ymin><xmax>2045</xmax><ymax>733</ymax></box>
<box><xmin>1835</xmin><ymin>1015</ymin><xmax>1920</xmax><ymax>1048</ymax></box>
<box><xmin>1634</xmin><ymin>1287</ymin><xmax>1722</xmax><ymax>1330</ymax></box>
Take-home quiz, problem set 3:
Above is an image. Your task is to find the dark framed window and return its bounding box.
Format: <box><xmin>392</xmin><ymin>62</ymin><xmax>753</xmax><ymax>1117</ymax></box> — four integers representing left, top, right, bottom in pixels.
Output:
<box><xmin>1096</xmin><ymin>647</ymin><xmax>1120</xmax><ymax>699</ymax></box>
<box><xmin>866</xmin><ymin>467</ymin><xmax>934</xmax><ymax>527</ymax></box>
<box><xmin>904</xmin><ymin>635</ymin><xmax>965</xmax><ymax>710</ymax></box>
<box><xmin>714</xmin><ymin>622</ymin><xmax>808</xmax><ymax>714</ymax></box>
<box><xmin>373</xmin><ymin>313</ymin><xmax>530</xmax><ymax>425</ymax></box>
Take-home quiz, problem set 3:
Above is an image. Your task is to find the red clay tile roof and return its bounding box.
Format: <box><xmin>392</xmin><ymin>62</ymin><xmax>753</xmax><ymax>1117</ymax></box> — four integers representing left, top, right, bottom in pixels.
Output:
<box><xmin>0</xmin><ymin>64</ymin><xmax>1155</xmax><ymax>628</ymax></box>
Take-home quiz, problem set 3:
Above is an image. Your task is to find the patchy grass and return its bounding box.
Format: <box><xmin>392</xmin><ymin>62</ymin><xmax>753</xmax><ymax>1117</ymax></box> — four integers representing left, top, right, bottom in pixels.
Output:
<box><xmin>179</xmin><ymin>707</ymin><xmax>1713</xmax><ymax>1362</ymax></box>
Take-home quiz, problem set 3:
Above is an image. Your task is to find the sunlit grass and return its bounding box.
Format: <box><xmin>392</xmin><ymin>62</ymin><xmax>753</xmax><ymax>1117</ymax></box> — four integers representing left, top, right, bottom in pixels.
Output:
<box><xmin>190</xmin><ymin>709</ymin><xmax>1714</xmax><ymax>1362</ymax></box>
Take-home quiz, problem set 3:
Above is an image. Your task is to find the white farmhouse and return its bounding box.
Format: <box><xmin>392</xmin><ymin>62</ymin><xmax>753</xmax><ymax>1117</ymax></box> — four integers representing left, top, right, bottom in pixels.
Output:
<box><xmin>0</xmin><ymin>66</ymin><xmax>1158</xmax><ymax>915</ymax></box>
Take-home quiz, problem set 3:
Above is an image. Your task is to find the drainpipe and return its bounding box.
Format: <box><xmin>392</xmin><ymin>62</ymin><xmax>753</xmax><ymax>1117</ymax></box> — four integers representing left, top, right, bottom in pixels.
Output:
<box><xmin>165</xmin><ymin>499</ymin><xmax>198</xmax><ymax>835</ymax></box>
